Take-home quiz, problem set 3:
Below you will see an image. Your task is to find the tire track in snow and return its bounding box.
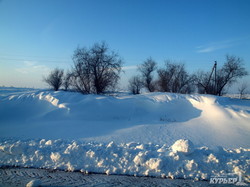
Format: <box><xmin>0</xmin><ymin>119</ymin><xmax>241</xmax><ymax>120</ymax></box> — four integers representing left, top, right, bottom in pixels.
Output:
<box><xmin>0</xmin><ymin>168</ymin><xmax>215</xmax><ymax>187</ymax></box>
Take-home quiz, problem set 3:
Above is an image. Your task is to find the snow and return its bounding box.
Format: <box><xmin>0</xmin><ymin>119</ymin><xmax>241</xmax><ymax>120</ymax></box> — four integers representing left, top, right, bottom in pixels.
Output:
<box><xmin>0</xmin><ymin>139</ymin><xmax>249</xmax><ymax>181</ymax></box>
<box><xmin>171</xmin><ymin>139</ymin><xmax>194</xmax><ymax>154</ymax></box>
<box><xmin>0</xmin><ymin>87</ymin><xmax>249</xmax><ymax>182</ymax></box>
<box><xmin>26</xmin><ymin>179</ymin><xmax>41</xmax><ymax>187</ymax></box>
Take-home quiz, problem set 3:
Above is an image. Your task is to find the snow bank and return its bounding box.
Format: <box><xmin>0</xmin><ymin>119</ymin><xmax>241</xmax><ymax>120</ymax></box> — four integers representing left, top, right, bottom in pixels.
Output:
<box><xmin>0</xmin><ymin>139</ymin><xmax>249</xmax><ymax>181</ymax></box>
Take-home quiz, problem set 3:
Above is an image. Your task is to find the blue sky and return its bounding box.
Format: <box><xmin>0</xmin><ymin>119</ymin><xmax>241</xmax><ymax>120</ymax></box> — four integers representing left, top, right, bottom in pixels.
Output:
<box><xmin>0</xmin><ymin>0</ymin><xmax>250</xmax><ymax>90</ymax></box>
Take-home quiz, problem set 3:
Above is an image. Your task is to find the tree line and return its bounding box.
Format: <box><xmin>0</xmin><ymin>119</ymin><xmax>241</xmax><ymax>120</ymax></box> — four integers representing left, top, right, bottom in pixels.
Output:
<box><xmin>44</xmin><ymin>42</ymin><xmax>248</xmax><ymax>96</ymax></box>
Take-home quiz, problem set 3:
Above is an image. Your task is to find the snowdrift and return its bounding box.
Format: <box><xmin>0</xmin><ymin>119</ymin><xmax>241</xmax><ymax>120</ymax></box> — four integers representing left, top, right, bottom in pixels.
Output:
<box><xmin>0</xmin><ymin>88</ymin><xmax>249</xmax><ymax>148</ymax></box>
<box><xmin>0</xmin><ymin>88</ymin><xmax>250</xmax><ymax>181</ymax></box>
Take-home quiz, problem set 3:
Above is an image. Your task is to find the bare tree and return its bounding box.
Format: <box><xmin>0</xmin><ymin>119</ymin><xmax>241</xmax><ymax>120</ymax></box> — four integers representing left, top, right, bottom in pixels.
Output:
<box><xmin>157</xmin><ymin>61</ymin><xmax>195</xmax><ymax>94</ymax></box>
<box><xmin>43</xmin><ymin>68</ymin><xmax>64</xmax><ymax>91</ymax></box>
<box><xmin>194</xmin><ymin>70</ymin><xmax>211</xmax><ymax>94</ymax></box>
<box><xmin>71</xmin><ymin>42</ymin><xmax>123</xmax><ymax>94</ymax></box>
<box><xmin>195</xmin><ymin>55</ymin><xmax>248</xmax><ymax>96</ymax></box>
<box><xmin>63</xmin><ymin>71</ymin><xmax>73</xmax><ymax>91</ymax></box>
<box><xmin>128</xmin><ymin>76</ymin><xmax>144</xmax><ymax>94</ymax></box>
<box><xmin>71</xmin><ymin>52</ymin><xmax>92</xmax><ymax>94</ymax></box>
<box><xmin>138</xmin><ymin>57</ymin><xmax>157</xmax><ymax>92</ymax></box>
<box><xmin>216</xmin><ymin>55</ymin><xmax>248</xmax><ymax>96</ymax></box>
<box><xmin>238</xmin><ymin>82</ymin><xmax>248</xmax><ymax>99</ymax></box>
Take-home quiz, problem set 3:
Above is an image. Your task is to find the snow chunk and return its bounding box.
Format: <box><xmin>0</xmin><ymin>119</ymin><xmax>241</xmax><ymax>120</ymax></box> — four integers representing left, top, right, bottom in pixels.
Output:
<box><xmin>45</xmin><ymin>140</ymin><xmax>52</xmax><ymax>146</ymax></box>
<box><xmin>207</xmin><ymin>153</ymin><xmax>219</xmax><ymax>163</ymax></box>
<box><xmin>133</xmin><ymin>152</ymin><xmax>144</xmax><ymax>166</ymax></box>
<box><xmin>66</xmin><ymin>162</ymin><xmax>75</xmax><ymax>171</ymax></box>
<box><xmin>146</xmin><ymin>158</ymin><xmax>162</xmax><ymax>171</ymax></box>
<box><xmin>50</xmin><ymin>152</ymin><xmax>61</xmax><ymax>162</ymax></box>
<box><xmin>26</xmin><ymin>179</ymin><xmax>41</xmax><ymax>187</ymax></box>
<box><xmin>171</xmin><ymin>139</ymin><xmax>194</xmax><ymax>154</ymax></box>
<box><xmin>107</xmin><ymin>141</ymin><xmax>116</xmax><ymax>148</ymax></box>
<box><xmin>185</xmin><ymin>160</ymin><xmax>198</xmax><ymax>171</ymax></box>
<box><xmin>86</xmin><ymin>150</ymin><xmax>95</xmax><ymax>158</ymax></box>
<box><xmin>136</xmin><ymin>144</ymin><xmax>145</xmax><ymax>150</ymax></box>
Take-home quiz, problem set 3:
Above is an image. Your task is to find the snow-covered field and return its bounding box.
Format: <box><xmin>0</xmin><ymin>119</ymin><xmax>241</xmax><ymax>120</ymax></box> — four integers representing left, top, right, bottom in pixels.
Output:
<box><xmin>0</xmin><ymin>87</ymin><xmax>249</xmax><ymax>185</ymax></box>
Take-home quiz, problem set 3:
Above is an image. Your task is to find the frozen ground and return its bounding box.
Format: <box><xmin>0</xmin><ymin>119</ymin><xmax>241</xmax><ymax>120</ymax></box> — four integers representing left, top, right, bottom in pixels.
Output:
<box><xmin>0</xmin><ymin>87</ymin><xmax>249</xmax><ymax>185</ymax></box>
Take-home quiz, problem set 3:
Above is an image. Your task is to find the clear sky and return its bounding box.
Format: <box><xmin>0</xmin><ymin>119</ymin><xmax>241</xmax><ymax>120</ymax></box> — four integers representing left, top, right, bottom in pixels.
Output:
<box><xmin>0</xmin><ymin>0</ymin><xmax>250</xmax><ymax>90</ymax></box>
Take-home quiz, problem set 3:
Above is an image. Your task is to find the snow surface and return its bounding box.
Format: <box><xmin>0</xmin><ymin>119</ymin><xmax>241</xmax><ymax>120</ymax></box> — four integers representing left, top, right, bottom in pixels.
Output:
<box><xmin>0</xmin><ymin>87</ymin><xmax>250</xmax><ymax>181</ymax></box>
<box><xmin>0</xmin><ymin>88</ymin><xmax>249</xmax><ymax>148</ymax></box>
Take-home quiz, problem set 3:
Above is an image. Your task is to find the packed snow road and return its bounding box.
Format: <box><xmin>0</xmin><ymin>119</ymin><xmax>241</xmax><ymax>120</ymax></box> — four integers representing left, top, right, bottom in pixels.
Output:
<box><xmin>0</xmin><ymin>168</ymin><xmax>220</xmax><ymax>187</ymax></box>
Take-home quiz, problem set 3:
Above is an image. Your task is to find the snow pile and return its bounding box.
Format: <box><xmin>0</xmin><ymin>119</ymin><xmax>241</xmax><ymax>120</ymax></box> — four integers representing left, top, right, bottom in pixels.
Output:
<box><xmin>0</xmin><ymin>139</ymin><xmax>249</xmax><ymax>181</ymax></box>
